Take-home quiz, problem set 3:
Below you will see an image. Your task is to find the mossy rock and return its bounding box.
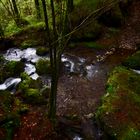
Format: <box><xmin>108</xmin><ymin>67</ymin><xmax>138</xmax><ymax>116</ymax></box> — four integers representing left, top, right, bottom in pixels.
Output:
<box><xmin>96</xmin><ymin>66</ymin><xmax>140</xmax><ymax>140</ymax></box>
<box><xmin>23</xmin><ymin>88</ymin><xmax>47</xmax><ymax>105</ymax></box>
<box><xmin>18</xmin><ymin>72</ymin><xmax>42</xmax><ymax>92</ymax></box>
<box><xmin>36</xmin><ymin>59</ymin><xmax>51</xmax><ymax>75</ymax></box>
<box><xmin>20</xmin><ymin>40</ymin><xmax>38</xmax><ymax>49</ymax></box>
<box><xmin>123</xmin><ymin>51</ymin><xmax>140</xmax><ymax>70</ymax></box>
<box><xmin>0</xmin><ymin>60</ymin><xmax>24</xmax><ymax>83</ymax></box>
<box><xmin>5</xmin><ymin>61</ymin><xmax>24</xmax><ymax>76</ymax></box>
<box><xmin>36</xmin><ymin>47</ymin><xmax>49</xmax><ymax>56</ymax></box>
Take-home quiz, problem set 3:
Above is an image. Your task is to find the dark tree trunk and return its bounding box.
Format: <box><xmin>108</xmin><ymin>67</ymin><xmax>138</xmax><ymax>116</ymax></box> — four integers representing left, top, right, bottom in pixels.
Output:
<box><xmin>34</xmin><ymin>0</ymin><xmax>41</xmax><ymax>20</ymax></box>
<box><xmin>0</xmin><ymin>24</ymin><xmax>4</xmax><ymax>39</ymax></box>
<box><xmin>41</xmin><ymin>0</ymin><xmax>57</xmax><ymax>124</ymax></box>
<box><xmin>67</xmin><ymin>0</ymin><xmax>74</xmax><ymax>13</ymax></box>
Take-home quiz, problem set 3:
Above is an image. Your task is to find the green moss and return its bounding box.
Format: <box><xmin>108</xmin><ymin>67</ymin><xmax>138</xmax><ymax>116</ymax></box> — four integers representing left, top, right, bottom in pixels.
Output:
<box><xmin>36</xmin><ymin>59</ymin><xmax>51</xmax><ymax>75</ymax></box>
<box><xmin>0</xmin><ymin>91</ymin><xmax>13</xmax><ymax>113</ymax></box>
<box><xmin>18</xmin><ymin>72</ymin><xmax>42</xmax><ymax>91</ymax></box>
<box><xmin>5</xmin><ymin>61</ymin><xmax>24</xmax><ymax>76</ymax></box>
<box><xmin>123</xmin><ymin>51</ymin><xmax>140</xmax><ymax>70</ymax></box>
<box><xmin>0</xmin><ymin>60</ymin><xmax>24</xmax><ymax>83</ymax></box>
<box><xmin>23</xmin><ymin>88</ymin><xmax>47</xmax><ymax>104</ymax></box>
<box><xmin>120</xmin><ymin>127</ymin><xmax>140</xmax><ymax>140</ymax></box>
<box><xmin>83</xmin><ymin>42</ymin><xmax>106</xmax><ymax>49</ymax></box>
<box><xmin>96</xmin><ymin>66</ymin><xmax>140</xmax><ymax>140</ymax></box>
<box><xmin>20</xmin><ymin>39</ymin><xmax>38</xmax><ymax>49</ymax></box>
<box><xmin>36</xmin><ymin>47</ymin><xmax>49</xmax><ymax>56</ymax></box>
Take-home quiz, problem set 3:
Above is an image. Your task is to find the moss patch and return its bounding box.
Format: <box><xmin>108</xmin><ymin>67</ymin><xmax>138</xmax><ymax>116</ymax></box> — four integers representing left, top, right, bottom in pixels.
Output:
<box><xmin>0</xmin><ymin>61</ymin><xmax>24</xmax><ymax>83</ymax></box>
<box><xmin>36</xmin><ymin>59</ymin><xmax>51</xmax><ymax>75</ymax></box>
<box><xmin>96</xmin><ymin>66</ymin><xmax>140</xmax><ymax>139</ymax></box>
<box><xmin>123</xmin><ymin>51</ymin><xmax>140</xmax><ymax>70</ymax></box>
<box><xmin>36</xmin><ymin>47</ymin><xmax>49</xmax><ymax>56</ymax></box>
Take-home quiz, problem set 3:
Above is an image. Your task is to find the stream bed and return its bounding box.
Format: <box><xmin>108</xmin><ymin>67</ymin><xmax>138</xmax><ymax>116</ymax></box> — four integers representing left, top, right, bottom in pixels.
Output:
<box><xmin>0</xmin><ymin>46</ymin><xmax>137</xmax><ymax>139</ymax></box>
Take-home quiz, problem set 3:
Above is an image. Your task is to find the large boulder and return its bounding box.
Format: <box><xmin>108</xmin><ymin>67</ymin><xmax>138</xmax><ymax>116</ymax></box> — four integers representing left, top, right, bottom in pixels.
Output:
<box><xmin>96</xmin><ymin>66</ymin><xmax>140</xmax><ymax>139</ymax></box>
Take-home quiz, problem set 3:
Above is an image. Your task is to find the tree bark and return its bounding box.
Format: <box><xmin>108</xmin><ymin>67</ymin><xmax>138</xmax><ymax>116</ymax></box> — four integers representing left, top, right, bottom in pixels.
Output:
<box><xmin>34</xmin><ymin>0</ymin><xmax>41</xmax><ymax>20</ymax></box>
<box><xmin>67</xmin><ymin>0</ymin><xmax>74</xmax><ymax>13</ymax></box>
<box><xmin>11</xmin><ymin>0</ymin><xmax>20</xmax><ymax>19</ymax></box>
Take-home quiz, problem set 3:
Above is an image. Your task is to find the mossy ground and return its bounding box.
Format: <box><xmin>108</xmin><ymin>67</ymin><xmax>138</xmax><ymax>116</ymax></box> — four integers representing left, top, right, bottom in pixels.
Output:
<box><xmin>96</xmin><ymin>66</ymin><xmax>140</xmax><ymax>140</ymax></box>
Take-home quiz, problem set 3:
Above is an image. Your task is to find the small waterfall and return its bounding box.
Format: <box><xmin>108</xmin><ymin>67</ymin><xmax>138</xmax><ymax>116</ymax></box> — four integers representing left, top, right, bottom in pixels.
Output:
<box><xmin>0</xmin><ymin>78</ymin><xmax>21</xmax><ymax>91</ymax></box>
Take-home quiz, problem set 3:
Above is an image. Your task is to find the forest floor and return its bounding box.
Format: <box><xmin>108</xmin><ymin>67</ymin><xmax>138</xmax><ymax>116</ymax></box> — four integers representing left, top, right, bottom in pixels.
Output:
<box><xmin>1</xmin><ymin>0</ymin><xmax>140</xmax><ymax>140</ymax></box>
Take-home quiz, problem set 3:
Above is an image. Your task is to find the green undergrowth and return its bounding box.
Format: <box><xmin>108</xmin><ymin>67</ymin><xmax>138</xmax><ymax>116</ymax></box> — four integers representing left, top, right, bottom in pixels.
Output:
<box><xmin>0</xmin><ymin>90</ymin><xmax>29</xmax><ymax>140</ymax></box>
<box><xmin>96</xmin><ymin>66</ymin><xmax>140</xmax><ymax>140</ymax></box>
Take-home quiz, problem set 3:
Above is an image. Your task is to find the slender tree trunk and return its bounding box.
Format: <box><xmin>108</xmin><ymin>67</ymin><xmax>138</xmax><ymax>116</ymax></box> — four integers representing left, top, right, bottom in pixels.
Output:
<box><xmin>41</xmin><ymin>0</ymin><xmax>57</xmax><ymax>124</ymax></box>
<box><xmin>34</xmin><ymin>0</ymin><xmax>41</xmax><ymax>20</ymax></box>
<box><xmin>0</xmin><ymin>24</ymin><xmax>4</xmax><ymax>39</ymax></box>
<box><xmin>67</xmin><ymin>0</ymin><xmax>74</xmax><ymax>13</ymax></box>
<box><xmin>11</xmin><ymin>0</ymin><xmax>20</xmax><ymax>20</ymax></box>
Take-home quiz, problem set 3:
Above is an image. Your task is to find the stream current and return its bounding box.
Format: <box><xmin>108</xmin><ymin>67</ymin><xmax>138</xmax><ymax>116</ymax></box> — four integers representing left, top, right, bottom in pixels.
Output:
<box><xmin>0</xmin><ymin>47</ymin><xmax>99</xmax><ymax>93</ymax></box>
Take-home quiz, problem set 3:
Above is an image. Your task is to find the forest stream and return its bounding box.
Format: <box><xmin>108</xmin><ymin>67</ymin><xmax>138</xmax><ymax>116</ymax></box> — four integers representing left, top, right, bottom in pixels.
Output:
<box><xmin>0</xmin><ymin>46</ymin><xmax>136</xmax><ymax>139</ymax></box>
<box><xmin>0</xmin><ymin>0</ymin><xmax>140</xmax><ymax>140</ymax></box>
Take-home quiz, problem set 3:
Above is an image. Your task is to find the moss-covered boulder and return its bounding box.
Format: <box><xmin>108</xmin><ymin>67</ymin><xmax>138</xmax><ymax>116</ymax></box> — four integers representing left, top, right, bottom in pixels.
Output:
<box><xmin>36</xmin><ymin>47</ymin><xmax>49</xmax><ymax>56</ymax></box>
<box><xmin>18</xmin><ymin>73</ymin><xmax>47</xmax><ymax>104</ymax></box>
<box><xmin>96</xmin><ymin>66</ymin><xmax>140</xmax><ymax>139</ymax></box>
<box><xmin>36</xmin><ymin>59</ymin><xmax>51</xmax><ymax>75</ymax></box>
<box><xmin>0</xmin><ymin>61</ymin><xmax>24</xmax><ymax>83</ymax></box>
<box><xmin>5</xmin><ymin>61</ymin><xmax>24</xmax><ymax>76</ymax></box>
<box><xmin>19</xmin><ymin>72</ymin><xmax>42</xmax><ymax>91</ymax></box>
<box><xmin>0</xmin><ymin>60</ymin><xmax>24</xmax><ymax>83</ymax></box>
<box><xmin>123</xmin><ymin>51</ymin><xmax>140</xmax><ymax>70</ymax></box>
<box><xmin>20</xmin><ymin>40</ymin><xmax>38</xmax><ymax>49</ymax></box>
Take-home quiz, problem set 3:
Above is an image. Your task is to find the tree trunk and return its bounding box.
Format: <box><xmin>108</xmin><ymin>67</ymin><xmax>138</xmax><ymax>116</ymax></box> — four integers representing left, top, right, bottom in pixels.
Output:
<box><xmin>0</xmin><ymin>24</ymin><xmax>4</xmax><ymax>39</ymax></box>
<box><xmin>34</xmin><ymin>0</ymin><xmax>41</xmax><ymax>20</ymax></box>
<box><xmin>41</xmin><ymin>0</ymin><xmax>57</xmax><ymax>124</ymax></box>
<box><xmin>67</xmin><ymin>0</ymin><xmax>74</xmax><ymax>13</ymax></box>
<box><xmin>11</xmin><ymin>0</ymin><xmax>20</xmax><ymax>20</ymax></box>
